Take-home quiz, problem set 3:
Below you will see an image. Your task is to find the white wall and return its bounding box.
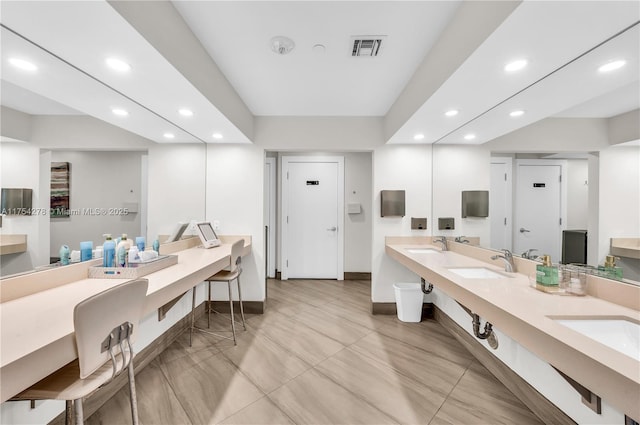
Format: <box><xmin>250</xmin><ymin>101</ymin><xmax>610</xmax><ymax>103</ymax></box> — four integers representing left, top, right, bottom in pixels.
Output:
<box><xmin>432</xmin><ymin>144</ymin><xmax>491</xmax><ymax>245</ymax></box>
<box><xmin>48</xmin><ymin>151</ymin><xmax>144</xmax><ymax>255</ymax></box>
<box><xmin>372</xmin><ymin>144</ymin><xmax>432</xmax><ymax>302</ymax></box>
<box><xmin>147</xmin><ymin>144</ymin><xmax>206</xmax><ymax>242</ymax></box>
<box><xmin>0</xmin><ymin>142</ymin><xmax>49</xmax><ymax>275</ymax></box>
<box><xmin>205</xmin><ymin>144</ymin><xmax>265</xmax><ymax>302</ymax></box>
<box><xmin>598</xmin><ymin>145</ymin><xmax>640</xmax><ymax>281</ymax></box>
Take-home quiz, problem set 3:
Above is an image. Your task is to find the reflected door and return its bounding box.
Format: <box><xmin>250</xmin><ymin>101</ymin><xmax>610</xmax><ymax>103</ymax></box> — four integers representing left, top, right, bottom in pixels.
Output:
<box><xmin>490</xmin><ymin>158</ymin><xmax>512</xmax><ymax>251</ymax></box>
<box><xmin>514</xmin><ymin>161</ymin><xmax>565</xmax><ymax>261</ymax></box>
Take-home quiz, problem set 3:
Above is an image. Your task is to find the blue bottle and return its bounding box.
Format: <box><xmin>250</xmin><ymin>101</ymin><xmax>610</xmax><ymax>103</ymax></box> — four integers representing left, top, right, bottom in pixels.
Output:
<box><xmin>117</xmin><ymin>245</ymin><xmax>127</xmax><ymax>267</ymax></box>
<box><xmin>153</xmin><ymin>239</ymin><xmax>160</xmax><ymax>253</ymax></box>
<box><xmin>135</xmin><ymin>236</ymin><xmax>145</xmax><ymax>252</ymax></box>
<box><xmin>59</xmin><ymin>245</ymin><xmax>70</xmax><ymax>265</ymax></box>
<box><xmin>103</xmin><ymin>235</ymin><xmax>116</xmax><ymax>268</ymax></box>
<box><xmin>80</xmin><ymin>241</ymin><xmax>93</xmax><ymax>262</ymax></box>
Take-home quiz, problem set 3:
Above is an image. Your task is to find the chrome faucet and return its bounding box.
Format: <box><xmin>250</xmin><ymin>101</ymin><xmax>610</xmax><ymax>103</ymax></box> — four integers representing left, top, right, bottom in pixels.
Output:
<box><xmin>491</xmin><ymin>249</ymin><xmax>516</xmax><ymax>272</ymax></box>
<box><xmin>455</xmin><ymin>236</ymin><xmax>470</xmax><ymax>243</ymax></box>
<box><xmin>434</xmin><ymin>236</ymin><xmax>448</xmax><ymax>251</ymax></box>
<box><xmin>521</xmin><ymin>248</ymin><xmax>539</xmax><ymax>260</ymax></box>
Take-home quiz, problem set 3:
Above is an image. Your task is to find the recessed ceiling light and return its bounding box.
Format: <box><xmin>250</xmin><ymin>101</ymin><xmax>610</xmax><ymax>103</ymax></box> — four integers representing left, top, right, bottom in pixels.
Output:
<box><xmin>413</xmin><ymin>133</ymin><xmax>425</xmax><ymax>141</ymax></box>
<box><xmin>105</xmin><ymin>57</ymin><xmax>131</xmax><ymax>72</ymax></box>
<box><xmin>464</xmin><ymin>133</ymin><xmax>476</xmax><ymax>141</ymax></box>
<box><xmin>178</xmin><ymin>108</ymin><xmax>193</xmax><ymax>117</ymax></box>
<box><xmin>504</xmin><ymin>59</ymin><xmax>528</xmax><ymax>72</ymax></box>
<box><xmin>9</xmin><ymin>57</ymin><xmax>37</xmax><ymax>71</ymax></box>
<box><xmin>445</xmin><ymin>109</ymin><xmax>459</xmax><ymax>117</ymax></box>
<box><xmin>112</xmin><ymin>108</ymin><xmax>128</xmax><ymax>116</ymax></box>
<box><xmin>598</xmin><ymin>60</ymin><xmax>626</xmax><ymax>73</ymax></box>
<box><xmin>509</xmin><ymin>110</ymin><xmax>525</xmax><ymax>117</ymax></box>
<box><xmin>212</xmin><ymin>133</ymin><xmax>223</xmax><ymax>140</ymax></box>
<box><xmin>163</xmin><ymin>133</ymin><xmax>175</xmax><ymax>139</ymax></box>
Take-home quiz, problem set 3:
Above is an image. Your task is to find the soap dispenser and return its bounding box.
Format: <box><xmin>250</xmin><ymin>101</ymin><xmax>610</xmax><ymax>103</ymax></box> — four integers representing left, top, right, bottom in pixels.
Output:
<box><xmin>536</xmin><ymin>254</ymin><xmax>559</xmax><ymax>288</ymax></box>
<box><xmin>599</xmin><ymin>255</ymin><xmax>623</xmax><ymax>280</ymax></box>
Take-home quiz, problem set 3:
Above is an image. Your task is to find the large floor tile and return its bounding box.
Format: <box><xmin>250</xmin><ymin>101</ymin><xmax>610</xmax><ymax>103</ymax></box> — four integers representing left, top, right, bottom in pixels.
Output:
<box><xmin>221</xmin><ymin>329</ymin><xmax>311</xmax><ymax>393</ymax></box>
<box><xmin>292</xmin><ymin>304</ymin><xmax>373</xmax><ymax>345</ymax></box>
<box><xmin>159</xmin><ymin>351</ymin><xmax>264</xmax><ymax>424</ymax></box>
<box><xmin>250</xmin><ymin>310</ymin><xmax>345</xmax><ymax>365</ymax></box>
<box><xmin>218</xmin><ymin>396</ymin><xmax>295</xmax><ymax>425</ymax></box>
<box><xmin>316</xmin><ymin>348</ymin><xmax>446</xmax><ymax>424</ymax></box>
<box><xmin>349</xmin><ymin>332</ymin><xmax>467</xmax><ymax>393</ymax></box>
<box><xmin>269</xmin><ymin>368</ymin><xmax>397</xmax><ymax>425</ymax></box>
<box><xmin>430</xmin><ymin>361</ymin><xmax>544</xmax><ymax>425</ymax></box>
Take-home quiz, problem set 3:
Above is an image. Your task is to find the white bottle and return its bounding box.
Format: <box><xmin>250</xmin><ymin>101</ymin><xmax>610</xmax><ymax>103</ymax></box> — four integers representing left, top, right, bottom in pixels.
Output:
<box><xmin>128</xmin><ymin>246</ymin><xmax>140</xmax><ymax>263</ymax></box>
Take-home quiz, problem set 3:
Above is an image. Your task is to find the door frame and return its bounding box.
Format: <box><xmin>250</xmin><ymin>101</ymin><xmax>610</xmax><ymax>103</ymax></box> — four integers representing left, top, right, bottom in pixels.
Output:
<box><xmin>265</xmin><ymin>157</ymin><xmax>276</xmax><ymax>278</ymax></box>
<box><xmin>490</xmin><ymin>157</ymin><xmax>513</xmax><ymax>251</ymax></box>
<box><xmin>514</xmin><ymin>159</ymin><xmax>567</xmax><ymax>258</ymax></box>
<box><xmin>281</xmin><ymin>155</ymin><xmax>344</xmax><ymax>280</ymax></box>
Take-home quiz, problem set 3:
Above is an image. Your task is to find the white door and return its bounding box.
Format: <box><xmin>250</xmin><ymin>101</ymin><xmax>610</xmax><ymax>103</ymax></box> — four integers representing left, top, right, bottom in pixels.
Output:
<box><xmin>264</xmin><ymin>158</ymin><xmax>276</xmax><ymax>278</ymax></box>
<box><xmin>282</xmin><ymin>156</ymin><xmax>344</xmax><ymax>280</ymax></box>
<box><xmin>514</xmin><ymin>160</ymin><xmax>566</xmax><ymax>261</ymax></box>
<box><xmin>489</xmin><ymin>158</ymin><xmax>512</xmax><ymax>251</ymax></box>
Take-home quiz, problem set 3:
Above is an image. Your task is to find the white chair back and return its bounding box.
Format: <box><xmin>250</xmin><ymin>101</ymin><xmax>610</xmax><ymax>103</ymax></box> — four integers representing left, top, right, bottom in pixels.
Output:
<box><xmin>73</xmin><ymin>279</ymin><xmax>148</xmax><ymax>379</ymax></box>
<box><xmin>230</xmin><ymin>239</ymin><xmax>244</xmax><ymax>272</ymax></box>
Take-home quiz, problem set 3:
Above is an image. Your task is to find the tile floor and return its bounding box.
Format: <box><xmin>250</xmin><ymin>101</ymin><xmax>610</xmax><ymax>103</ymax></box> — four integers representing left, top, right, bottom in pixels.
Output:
<box><xmin>87</xmin><ymin>279</ymin><xmax>544</xmax><ymax>425</ymax></box>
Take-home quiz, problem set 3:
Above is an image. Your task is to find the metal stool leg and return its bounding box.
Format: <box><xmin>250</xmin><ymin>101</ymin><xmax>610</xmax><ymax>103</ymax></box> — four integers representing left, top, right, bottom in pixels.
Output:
<box><xmin>207</xmin><ymin>281</ymin><xmax>212</xmax><ymax>329</ymax></box>
<box><xmin>189</xmin><ymin>287</ymin><xmax>196</xmax><ymax>347</ymax></box>
<box><xmin>65</xmin><ymin>400</ymin><xmax>72</xmax><ymax>425</ymax></box>
<box><xmin>74</xmin><ymin>398</ymin><xmax>83</xmax><ymax>425</ymax></box>
<box><xmin>228</xmin><ymin>281</ymin><xmax>237</xmax><ymax>345</ymax></box>
<box><xmin>128</xmin><ymin>361</ymin><xmax>139</xmax><ymax>425</ymax></box>
<box><xmin>236</xmin><ymin>276</ymin><xmax>246</xmax><ymax>330</ymax></box>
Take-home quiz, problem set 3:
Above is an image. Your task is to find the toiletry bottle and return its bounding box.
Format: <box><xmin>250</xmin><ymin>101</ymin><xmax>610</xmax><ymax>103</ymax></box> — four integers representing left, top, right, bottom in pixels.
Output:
<box><xmin>59</xmin><ymin>245</ymin><xmax>70</xmax><ymax>265</ymax></box>
<box><xmin>135</xmin><ymin>236</ymin><xmax>145</xmax><ymax>252</ymax></box>
<box><xmin>103</xmin><ymin>234</ymin><xmax>116</xmax><ymax>268</ymax></box>
<box><xmin>536</xmin><ymin>254</ymin><xmax>559</xmax><ymax>286</ymax></box>
<box><xmin>153</xmin><ymin>238</ymin><xmax>160</xmax><ymax>253</ymax></box>
<box><xmin>116</xmin><ymin>235</ymin><xmax>129</xmax><ymax>267</ymax></box>
<box><xmin>80</xmin><ymin>241</ymin><xmax>93</xmax><ymax>262</ymax></box>
<box><xmin>128</xmin><ymin>245</ymin><xmax>140</xmax><ymax>263</ymax></box>
<box><xmin>599</xmin><ymin>255</ymin><xmax>623</xmax><ymax>279</ymax></box>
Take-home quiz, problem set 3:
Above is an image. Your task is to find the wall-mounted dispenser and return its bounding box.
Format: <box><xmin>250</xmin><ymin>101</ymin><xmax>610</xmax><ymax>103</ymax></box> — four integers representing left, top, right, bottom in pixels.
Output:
<box><xmin>438</xmin><ymin>217</ymin><xmax>455</xmax><ymax>230</ymax></box>
<box><xmin>1</xmin><ymin>188</ymin><xmax>33</xmax><ymax>214</ymax></box>
<box><xmin>461</xmin><ymin>190</ymin><xmax>489</xmax><ymax>218</ymax></box>
<box><xmin>411</xmin><ymin>217</ymin><xmax>427</xmax><ymax>229</ymax></box>
<box><xmin>381</xmin><ymin>190</ymin><xmax>405</xmax><ymax>217</ymax></box>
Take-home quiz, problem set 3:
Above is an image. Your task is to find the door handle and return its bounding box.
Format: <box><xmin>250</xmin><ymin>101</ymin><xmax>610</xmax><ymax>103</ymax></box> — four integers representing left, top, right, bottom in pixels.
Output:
<box><xmin>519</xmin><ymin>228</ymin><xmax>530</xmax><ymax>233</ymax></box>
<box><xmin>327</xmin><ymin>227</ymin><xmax>337</xmax><ymax>231</ymax></box>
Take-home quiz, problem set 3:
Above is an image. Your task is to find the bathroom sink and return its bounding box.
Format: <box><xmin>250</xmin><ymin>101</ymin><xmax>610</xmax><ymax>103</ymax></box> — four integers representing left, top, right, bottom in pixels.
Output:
<box><xmin>406</xmin><ymin>248</ymin><xmax>440</xmax><ymax>254</ymax></box>
<box><xmin>446</xmin><ymin>267</ymin><xmax>510</xmax><ymax>279</ymax></box>
<box><xmin>552</xmin><ymin>318</ymin><xmax>640</xmax><ymax>361</ymax></box>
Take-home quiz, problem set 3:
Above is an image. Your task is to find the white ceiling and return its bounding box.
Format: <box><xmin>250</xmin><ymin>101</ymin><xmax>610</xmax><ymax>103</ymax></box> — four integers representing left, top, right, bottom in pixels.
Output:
<box><xmin>0</xmin><ymin>1</ymin><xmax>638</xmax><ymax>147</ymax></box>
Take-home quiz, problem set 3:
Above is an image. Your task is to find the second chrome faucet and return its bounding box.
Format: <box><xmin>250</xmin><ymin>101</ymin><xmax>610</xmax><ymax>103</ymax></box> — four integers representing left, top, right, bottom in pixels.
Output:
<box><xmin>491</xmin><ymin>249</ymin><xmax>516</xmax><ymax>272</ymax></box>
<box><xmin>434</xmin><ymin>236</ymin><xmax>448</xmax><ymax>251</ymax></box>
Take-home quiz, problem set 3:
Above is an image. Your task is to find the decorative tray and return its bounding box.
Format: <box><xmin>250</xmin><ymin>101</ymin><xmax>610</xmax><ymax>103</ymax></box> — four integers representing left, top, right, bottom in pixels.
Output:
<box><xmin>88</xmin><ymin>254</ymin><xmax>178</xmax><ymax>279</ymax></box>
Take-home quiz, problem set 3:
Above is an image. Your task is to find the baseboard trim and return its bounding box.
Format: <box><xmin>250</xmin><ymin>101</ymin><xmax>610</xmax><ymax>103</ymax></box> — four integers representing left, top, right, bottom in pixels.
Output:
<box><xmin>371</xmin><ymin>302</ymin><xmax>433</xmax><ymax>318</ymax></box>
<box><xmin>209</xmin><ymin>300</ymin><xmax>264</xmax><ymax>314</ymax></box>
<box><xmin>49</xmin><ymin>303</ymin><xmax>206</xmax><ymax>425</ymax></box>
<box><xmin>434</xmin><ymin>306</ymin><xmax>576</xmax><ymax>425</ymax></box>
<box><xmin>344</xmin><ymin>272</ymin><xmax>371</xmax><ymax>280</ymax></box>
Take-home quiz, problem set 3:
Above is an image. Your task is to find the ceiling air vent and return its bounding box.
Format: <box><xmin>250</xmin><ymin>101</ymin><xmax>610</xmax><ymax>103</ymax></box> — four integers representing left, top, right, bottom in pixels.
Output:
<box><xmin>351</xmin><ymin>36</ymin><xmax>386</xmax><ymax>57</ymax></box>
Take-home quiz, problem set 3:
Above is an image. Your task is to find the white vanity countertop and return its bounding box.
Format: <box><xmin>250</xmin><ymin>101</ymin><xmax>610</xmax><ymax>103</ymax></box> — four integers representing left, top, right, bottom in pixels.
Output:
<box><xmin>0</xmin><ymin>237</ymin><xmax>250</xmax><ymax>403</ymax></box>
<box><xmin>386</xmin><ymin>241</ymin><xmax>640</xmax><ymax>420</ymax></box>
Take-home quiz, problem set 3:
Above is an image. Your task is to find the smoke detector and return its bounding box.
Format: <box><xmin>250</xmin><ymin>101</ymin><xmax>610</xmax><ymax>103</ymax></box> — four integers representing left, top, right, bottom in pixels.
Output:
<box><xmin>270</xmin><ymin>36</ymin><xmax>295</xmax><ymax>55</ymax></box>
<box><xmin>351</xmin><ymin>35</ymin><xmax>386</xmax><ymax>57</ymax></box>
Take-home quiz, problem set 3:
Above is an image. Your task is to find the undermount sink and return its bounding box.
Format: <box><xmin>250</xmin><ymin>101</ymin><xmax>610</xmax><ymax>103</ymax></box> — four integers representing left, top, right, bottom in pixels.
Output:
<box><xmin>406</xmin><ymin>248</ymin><xmax>440</xmax><ymax>254</ymax></box>
<box><xmin>552</xmin><ymin>317</ymin><xmax>640</xmax><ymax>361</ymax></box>
<box><xmin>446</xmin><ymin>267</ymin><xmax>510</xmax><ymax>279</ymax></box>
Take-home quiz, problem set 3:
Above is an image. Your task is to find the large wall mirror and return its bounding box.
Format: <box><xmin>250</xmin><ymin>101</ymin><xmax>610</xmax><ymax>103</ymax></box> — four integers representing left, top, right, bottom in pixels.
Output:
<box><xmin>431</xmin><ymin>17</ymin><xmax>639</xmax><ymax>285</ymax></box>
<box><xmin>0</xmin><ymin>21</ymin><xmax>208</xmax><ymax>277</ymax></box>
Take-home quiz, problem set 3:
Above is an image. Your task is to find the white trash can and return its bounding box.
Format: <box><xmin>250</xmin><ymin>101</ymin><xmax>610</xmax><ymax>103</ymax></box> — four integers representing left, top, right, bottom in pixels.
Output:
<box><xmin>393</xmin><ymin>283</ymin><xmax>423</xmax><ymax>322</ymax></box>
